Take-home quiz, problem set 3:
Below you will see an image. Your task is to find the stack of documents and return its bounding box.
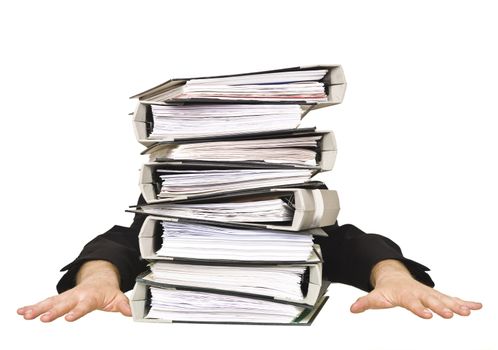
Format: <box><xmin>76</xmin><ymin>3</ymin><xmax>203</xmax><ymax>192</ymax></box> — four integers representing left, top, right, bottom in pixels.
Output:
<box><xmin>131</xmin><ymin>68</ymin><xmax>334</xmax><ymax>103</ymax></box>
<box><xmin>139</xmin><ymin>160</ymin><xmax>330</xmax><ymax>203</ymax></box>
<box><xmin>156</xmin><ymin>168</ymin><xmax>314</xmax><ymax>200</ymax></box>
<box><xmin>129</xmin><ymin>65</ymin><xmax>346</xmax><ymax>325</ymax></box>
<box><xmin>133</xmin><ymin>217</ymin><xmax>329</xmax><ymax>324</ymax></box>
<box><xmin>148</xmin><ymin>262</ymin><xmax>308</xmax><ymax>300</ymax></box>
<box><xmin>146</xmin><ymin>287</ymin><xmax>306</xmax><ymax>324</ymax></box>
<box><xmin>155</xmin><ymin>81</ymin><xmax>327</xmax><ymax>102</ymax></box>
<box><xmin>148</xmin><ymin>104</ymin><xmax>303</xmax><ymax>139</ymax></box>
<box><xmin>138</xmin><ymin>198</ymin><xmax>293</xmax><ymax>223</ymax></box>
<box><xmin>142</xmin><ymin>129</ymin><xmax>337</xmax><ymax>166</ymax></box>
<box><xmin>155</xmin><ymin>221</ymin><xmax>314</xmax><ymax>261</ymax></box>
<box><xmin>137</xmin><ymin>215</ymin><xmax>328</xmax><ymax>261</ymax></box>
<box><xmin>151</xmin><ymin>135</ymin><xmax>320</xmax><ymax>164</ymax></box>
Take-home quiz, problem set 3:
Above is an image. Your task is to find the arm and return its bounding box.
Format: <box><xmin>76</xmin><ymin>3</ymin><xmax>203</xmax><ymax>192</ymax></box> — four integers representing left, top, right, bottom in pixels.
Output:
<box><xmin>17</xmin><ymin>196</ymin><xmax>148</xmax><ymax>322</ymax></box>
<box><xmin>57</xmin><ymin>195</ymin><xmax>148</xmax><ymax>293</ymax></box>
<box><xmin>316</xmin><ymin>223</ymin><xmax>482</xmax><ymax>318</ymax></box>
<box><xmin>315</xmin><ymin>223</ymin><xmax>434</xmax><ymax>291</ymax></box>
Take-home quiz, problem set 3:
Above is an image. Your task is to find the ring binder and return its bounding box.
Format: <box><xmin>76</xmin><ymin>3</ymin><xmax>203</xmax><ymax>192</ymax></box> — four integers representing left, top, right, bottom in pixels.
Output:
<box><xmin>130</xmin><ymin>187</ymin><xmax>340</xmax><ymax>231</ymax></box>
<box><xmin>130</xmin><ymin>65</ymin><xmax>346</xmax><ymax>105</ymax></box>
<box><xmin>131</xmin><ymin>282</ymin><xmax>329</xmax><ymax>325</ymax></box>
<box><xmin>139</xmin><ymin>130</ymin><xmax>338</xmax><ymax>172</ymax></box>
<box><xmin>138</xmin><ymin>215</ymin><xmax>327</xmax><ymax>263</ymax></box>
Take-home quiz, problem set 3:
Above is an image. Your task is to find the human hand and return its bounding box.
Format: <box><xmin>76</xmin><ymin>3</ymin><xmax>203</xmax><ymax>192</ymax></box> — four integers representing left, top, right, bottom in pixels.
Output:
<box><xmin>350</xmin><ymin>259</ymin><xmax>482</xmax><ymax>319</ymax></box>
<box><xmin>17</xmin><ymin>260</ymin><xmax>131</xmax><ymax>322</ymax></box>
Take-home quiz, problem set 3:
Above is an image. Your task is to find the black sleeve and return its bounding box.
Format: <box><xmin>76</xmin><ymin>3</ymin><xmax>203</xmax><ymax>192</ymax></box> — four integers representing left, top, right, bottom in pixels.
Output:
<box><xmin>56</xmin><ymin>193</ymin><xmax>434</xmax><ymax>294</ymax></box>
<box><xmin>56</xmin><ymin>195</ymin><xmax>148</xmax><ymax>294</ymax></box>
<box><xmin>315</xmin><ymin>223</ymin><xmax>435</xmax><ymax>292</ymax></box>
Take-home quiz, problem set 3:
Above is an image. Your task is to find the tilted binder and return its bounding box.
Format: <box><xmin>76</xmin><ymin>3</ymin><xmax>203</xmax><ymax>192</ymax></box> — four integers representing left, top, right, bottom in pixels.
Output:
<box><xmin>135</xmin><ymin>260</ymin><xmax>328</xmax><ymax>308</ymax></box>
<box><xmin>128</xmin><ymin>185</ymin><xmax>340</xmax><ymax>231</ymax></box>
<box><xmin>139</xmin><ymin>159</ymin><xmax>329</xmax><ymax>204</ymax></box>
<box><xmin>130</xmin><ymin>281</ymin><xmax>329</xmax><ymax>326</ymax></box>
<box><xmin>130</xmin><ymin>65</ymin><xmax>346</xmax><ymax>105</ymax></box>
<box><xmin>138</xmin><ymin>215</ymin><xmax>328</xmax><ymax>264</ymax></box>
<box><xmin>132</xmin><ymin>102</ymin><xmax>318</xmax><ymax>146</ymax></box>
<box><xmin>139</xmin><ymin>128</ymin><xmax>337</xmax><ymax>170</ymax></box>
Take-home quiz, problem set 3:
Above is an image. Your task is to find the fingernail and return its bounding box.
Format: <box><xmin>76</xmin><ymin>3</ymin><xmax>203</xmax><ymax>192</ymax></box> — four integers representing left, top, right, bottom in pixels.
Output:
<box><xmin>422</xmin><ymin>309</ymin><xmax>433</xmax><ymax>318</ymax></box>
<box><xmin>460</xmin><ymin>305</ymin><xmax>470</xmax><ymax>311</ymax></box>
<box><xmin>24</xmin><ymin>309</ymin><xmax>33</xmax><ymax>318</ymax></box>
<box><xmin>442</xmin><ymin>308</ymin><xmax>454</xmax><ymax>318</ymax></box>
<box><xmin>17</xmin><ymin>307</ymin><xmax>25</xmax><ymax>314</ymax></box>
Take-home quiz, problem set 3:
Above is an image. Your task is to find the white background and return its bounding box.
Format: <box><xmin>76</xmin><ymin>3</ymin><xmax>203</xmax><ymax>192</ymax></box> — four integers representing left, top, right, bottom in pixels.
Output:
<box><xmin>1</xmin><ymin>0</ymin><xmax>496</xmax><ymax>349</ymax></box>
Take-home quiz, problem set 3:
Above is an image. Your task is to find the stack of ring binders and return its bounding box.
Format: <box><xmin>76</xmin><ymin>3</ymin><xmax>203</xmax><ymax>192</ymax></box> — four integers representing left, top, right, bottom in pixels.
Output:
<box><xmin>126</xmin><ymin>65</ymin><xmax>346</xmax><ymax>325</ymax></box>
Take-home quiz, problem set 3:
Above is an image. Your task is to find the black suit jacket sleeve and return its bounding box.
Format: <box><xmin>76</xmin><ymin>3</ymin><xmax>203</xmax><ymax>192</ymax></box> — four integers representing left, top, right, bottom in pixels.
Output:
<box><xmin>56</xmin><ymin>195</ymin><xmax>434</xmax><ymax>294</ymax></box>
<box><xmin>315</xmin><ymin>223</ymin><xmax>434</xmax><ymax>292</ymax></box>
<box><xmin>56</xmin><ymin>195</ymin><xmax>149</xmax><ymax>293</ymax></box>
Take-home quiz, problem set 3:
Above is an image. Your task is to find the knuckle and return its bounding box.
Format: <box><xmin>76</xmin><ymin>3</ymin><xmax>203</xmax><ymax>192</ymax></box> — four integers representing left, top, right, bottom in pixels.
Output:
<box><xmin>75</xmin><ymin>291</ymin><xmax>93</xmax><ymax>303</ymax></box>
<box><xmin>78</xmin><ymin>297</ymin><xmax>99</xmax><ymax>311</ymax></box>
<box><xmin>44</xmin><ymin>295</ymin><xmax>58</xmax><ymax>304</ymax></box>
<box><xmin>48</xmin><ymin>304</ymin><xmax>66</xmax><ymax>316</ymax></box>
<box><xmin>42</xmin><ymin>296</ymin><xmax>53</xmax><ymax>303</ymax></box>
<box><xmin>407</xmin><ymin>300</ymin><xmax>422</xmax><ymax>311</ymax></box>
<box><xmin>423</xmin><ymin>295</ymin><xmax>440</xmax><ymax>307</ymax></box>
<box><xmin>71</xmin><ymin>305</ymin><xmax>92</xmax><ymax>317</ymax></box>
<box><xmin>34</xmin><ymin>301</ymin><xmax>51</xmax><ymax>311</ymax></box>
<box><xmin>31</xmin><ymin>299</ymin><xmax>53</xmax><ymax>313</ymax></box>
<box><xmin>83</xmin><ymin>294</ymin><xmax>99</xmax><ymax>306</ymax></box>
<box><xmin>399</xmin><ymin>293</ymin><xmax>417</xmax><ymax>306</ymax></box>
<box><xmin>447</xmin><ymin>297</ymin><xmax>461</xmax><ymax>308</ymax></box>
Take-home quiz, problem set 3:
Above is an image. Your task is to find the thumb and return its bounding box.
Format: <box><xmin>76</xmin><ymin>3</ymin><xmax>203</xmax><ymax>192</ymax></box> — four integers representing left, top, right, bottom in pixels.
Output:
<box><xmin>350</xmin><ymin>292</ymin><xmax>394</xmax><ymax>314</ymax></box>
<box><xmin>116</xmin><ymin>295</ymin><xmax>132</xmax><ymax>317</ymax></box>
<box><xmin>350</xmin><ymin>295</ymin><xmax>372</xmax><ymax>314</ymax></box>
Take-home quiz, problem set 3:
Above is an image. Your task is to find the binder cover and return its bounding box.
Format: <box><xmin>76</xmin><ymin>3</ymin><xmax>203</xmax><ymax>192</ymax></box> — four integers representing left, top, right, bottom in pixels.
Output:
<box><xmin>128</xmin><ymin>186</ymin><xmax>340</xmax><ymax>231</ymax></box>
<box><xmin>130</xmin><ymin>281</ymin><xmax>329</xmax><ymax>325</ymax></box>
<box><xmin>130</xmin><ymin>65</ymin><xmax>346</xmax><ymax>106</ymax></box>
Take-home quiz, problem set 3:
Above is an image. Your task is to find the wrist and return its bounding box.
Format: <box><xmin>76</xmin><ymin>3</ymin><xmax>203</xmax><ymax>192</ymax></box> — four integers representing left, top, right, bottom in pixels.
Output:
<box><xmin>76</xmin><ymin>260</ymin><xmax>121</xmax><ymax>289</ymax></box>
<box><xmin>370</xmin><ymin>259</ymin><xmax>412</xmax><ymax>288</ymax></box>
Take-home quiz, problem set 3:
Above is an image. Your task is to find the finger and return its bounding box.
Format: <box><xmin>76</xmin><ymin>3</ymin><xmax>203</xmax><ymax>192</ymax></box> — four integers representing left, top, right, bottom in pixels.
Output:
<box><xmin>19</xmin><ymin>305</ymin><xmax>41</xmax><ymax>319</ymax></box>
<box><xmin>350</xmin><ymin>293</ymin><xmax>392</xmax><ymax>313</ymax></box>
<box><xmin>454</xmin><ymin>298</ymin><xmax>483</xmax><ymax>310</ymax></box>
<box><xmin>436</xmin><ymin>295</ymin><xmax>472</xmax><ymax>316</ymax></box>
<box><xmin>39</xmin><ymin>296</ymin><xmax>79</xmax><ymax>323</ymax></box>
<box><xmin>423</xmin><ymin>295</ymin><xmax>453</xmax><ymax>319</ymax></box>
<box><xmin>404</xmin><ymin>298</ymin><xmax>433</xmax><ymax>319</ymax></box>
<box><xmin>22</xmin><ymin>297</ymin><xmax>57</xmax><ymax>320</ymax></box>
<box><xmin>65</xmin><ymin>299</ymin><xmax>99</xmax><ymax>322</ymax></box>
